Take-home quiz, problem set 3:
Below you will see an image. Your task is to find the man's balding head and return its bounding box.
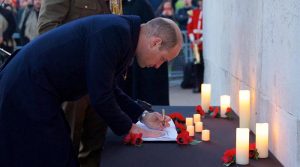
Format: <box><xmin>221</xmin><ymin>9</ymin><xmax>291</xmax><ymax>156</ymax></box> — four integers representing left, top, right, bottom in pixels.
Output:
<box><xmin>144</xmin><ymin>17</ymin><xmax>182</xmax><ymax>50</ymax></box>
<box><xmin>136</xmin><ymin>17</ymin><xmax>182</xmax><ymax>69</ymax></box>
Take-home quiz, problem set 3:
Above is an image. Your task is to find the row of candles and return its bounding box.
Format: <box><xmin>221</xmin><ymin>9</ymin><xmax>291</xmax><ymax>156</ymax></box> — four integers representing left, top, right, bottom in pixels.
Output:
<box><xmin>200</xmin><ymin>84</ymin><xmax>269</xmax><ymax>165</ymax></box>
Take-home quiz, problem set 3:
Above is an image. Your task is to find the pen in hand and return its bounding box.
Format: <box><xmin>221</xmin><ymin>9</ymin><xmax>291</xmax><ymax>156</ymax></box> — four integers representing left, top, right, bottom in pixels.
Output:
<box><xmin>162</xmin><ymin>109</ymin><xmax>165</xmax><ymax>127</ymax></box>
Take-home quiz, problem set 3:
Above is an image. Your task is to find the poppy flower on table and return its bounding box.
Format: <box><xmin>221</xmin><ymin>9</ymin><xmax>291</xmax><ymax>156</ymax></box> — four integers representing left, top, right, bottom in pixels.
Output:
<box><xmin>174</xmin><ymin>121</ymin><xmax>186</xmax><ymax>133</ymax></box>
<box><xmin>249</xmin><ymin>143</ymin><xmax>259</xmax><ymax>159</ymax></box>
<box><xmin>123</xmin><ymin>133</ymin><xmax>143</xmax><ymax>146</ymax></box>
<box><xmin>176</xmin><ymin>130</ymin><xmax>193</xmax><ymax>145</ymax></box>
<box><xmin>222</xmin><ymin>149</ymin><xmax>235</xmax><ymax>165</ymax></box>
<box><xmin>225</xmin><ymin>107</ymin><xmax>233</xmax><ymax>119</ymax></box>
<box><xmin>211</xmin><ymin>107</ymin><xmax>220</xmax><ymax>118</ymax></box>
<box><xmin>168</xmin><ymin>112</ymin><xmax>185</xmax><ymax>124</ymax></box>
<box><xmin>195</xmin><ymin>105</ymin><xmax>205</xmax><ymax>116</ymax></box>
<box><xmin>209</xmin><ymin>106</ymin><xmax>214</xmax><ymax>112</ymax></box>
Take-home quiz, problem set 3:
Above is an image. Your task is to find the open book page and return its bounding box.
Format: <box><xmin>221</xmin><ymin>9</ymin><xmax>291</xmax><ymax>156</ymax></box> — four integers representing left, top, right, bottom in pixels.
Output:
<box><xmin>136</xmin><ymin>120</ymin><xmax>177</xmax><ymax>141</ymax></box>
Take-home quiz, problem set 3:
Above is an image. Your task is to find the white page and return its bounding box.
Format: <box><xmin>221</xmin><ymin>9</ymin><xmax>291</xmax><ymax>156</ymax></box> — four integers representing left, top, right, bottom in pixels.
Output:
<box><xmin>136</xmin><ymin>120</ymin><xmax>177</xmax><ymax>141</ymax></box>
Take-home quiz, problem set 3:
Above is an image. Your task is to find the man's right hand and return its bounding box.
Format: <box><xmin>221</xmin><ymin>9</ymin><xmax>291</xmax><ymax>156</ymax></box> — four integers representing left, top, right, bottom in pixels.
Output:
<box><xmin>129</xmin><ymin>124</ymin><xmax>164</xmax><ymax>138</ymax></box>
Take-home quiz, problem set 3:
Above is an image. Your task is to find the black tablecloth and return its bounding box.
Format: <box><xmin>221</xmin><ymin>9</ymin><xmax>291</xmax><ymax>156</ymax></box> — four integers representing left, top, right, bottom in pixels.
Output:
<box><xmin>100</xmin><ymin>106</ymin><xmax>283</xmax><ymax>167</ymax></box>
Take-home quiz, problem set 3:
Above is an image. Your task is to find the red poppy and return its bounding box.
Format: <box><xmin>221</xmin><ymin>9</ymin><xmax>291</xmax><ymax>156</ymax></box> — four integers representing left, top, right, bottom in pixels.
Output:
<box><xmin>176</xmin><ymin>130</ymin><xmax>193</xmax><ymax>145</ymax></box>
<box><xmin>224</xmin><ymin>148</ymin><xmax>236</xmax><ymax>157</ymax></box>
<box><xmin>249</xmin><ymin>143</ymin><xmax>256</xmax><ymax>151</ymax></box>
<box><xmin>168</xmin><ymin>112</ymin><xmax>185</xmax><ymax>122</ymax></box>
<box><xmin>175</xmin><ymin>121</ymin><xmax>186</xmax><ymax>133</ymax></box>
<box><xmin>222</xmin><ymin>155</ymin><xmax>234</xmax><ymax>164</ymax></box>
<box><xmin>195</xmin><ymin>105</ymin><xmax>205</xmax><ymax>116</ymax></box>
<box><xmin>212</xmin><ymin>107</ymin><xmax>220</xmax><ymax>118</ymax></box>
<box><xmin>226</xmin><ymin>107</ymin><xmax>232</xmax><ymax>114</ymax></box>
<box><xmin>249</xmin><ymin>143</ymin><xmax>257</xmax><ymax>158</ymax></box>
<box><xmin>209</xmin><ymin>106</ymin><xmax>214</xmax><ymax>112</ymax></box>
<box><xmin>123</xmin><ymin>133</ymin><xmax>143</xmax><ymax>146</ymax></box>
<box><xmin>222</xmin><ymin>148</ymin><xmax>236</xmax><ymax>164</ymax></box>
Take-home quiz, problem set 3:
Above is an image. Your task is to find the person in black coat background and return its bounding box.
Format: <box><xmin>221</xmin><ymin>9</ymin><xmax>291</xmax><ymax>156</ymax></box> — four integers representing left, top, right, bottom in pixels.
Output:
<box><xmin>120</xmin><ymin>0</ymin><xmax>170</xmax><ymax>105</ymax></box>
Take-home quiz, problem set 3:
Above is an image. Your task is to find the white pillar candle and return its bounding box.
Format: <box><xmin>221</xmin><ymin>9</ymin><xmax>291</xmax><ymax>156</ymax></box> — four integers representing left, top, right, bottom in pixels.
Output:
<box><xmin>236</xmin><ymin>128</ymin><xmax>249</xmax><ymax>165</ymax></box>
<box><xmin>202</xmin><ymin>129</ymin><xmax>210</xmax><ymax>141</ymax></box>
<box><xmin>195</xmin><ymin>122</ymin><xmax>203</xmax><ymax>132</ymax></box>
<box><xmin>201</xmin><ymin>84</ymin><xmax>211</xmax><ymax>112</ymax></box>
<box><xmin>187</xmin><ymin>125</ymin><xmax>194</xmax><ymax>136</ymax></box>
<box><xmin>193</xmin><ymin>114</ymin><xmax>201</xmax><ymax>123</ymax></box>
<box><xmin>239</xmin><ymin>90</ymin><xmax>250</xmax><ymax>128</ymax></box>
<box><xmin>186</xmin><ymin>117</ymin><xmax>193</xmax><ymax>126</ymax></box>
<box><xmin>220</xmin><ymin>95</ymin><xmax>230</xmax><ymax>118</ymax></box>
<box><xmin>256</xmin><ymin>123</ymin><xmax>269</xmax><ymax>158</ymax></box>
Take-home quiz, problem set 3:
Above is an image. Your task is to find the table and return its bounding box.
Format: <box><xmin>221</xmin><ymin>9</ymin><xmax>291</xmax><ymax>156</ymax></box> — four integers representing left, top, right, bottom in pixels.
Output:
<box><xmin>100</xmin><ymin>106</ymin><xmax>283</xmax><ymax>167</ymax></box>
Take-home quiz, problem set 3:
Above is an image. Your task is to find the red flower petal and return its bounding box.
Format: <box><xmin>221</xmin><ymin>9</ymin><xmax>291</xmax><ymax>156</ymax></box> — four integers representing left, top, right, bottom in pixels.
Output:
<box><xmin>168</xmin><ymin>112</ymin><xmax>185</xmax><ymax>122</ymax></box>
<box><xmin>224</xmin><ymin>149</ymin><xmax>236</xmax><ymax>157</ymax></box>
<box><xmin>128</xmin><ymin>133</ymin><xmax>143</xmax><ymax>145</ymax></box>
<box><xmin>222</xmin><ymin>155</ymin><xmax>233</xmax><ymax>163</ymax></box>
<box><xmin>249</xmin><ymin>143</ymin><xmax>256</xmax><ymax>151</ymax></box>
<box><xmin>212</xmin><ymin>107</ymin><xmax>220</xmax><ymax>118</ymax></box>
<box><xmin>226</xmin><ymin>107</ymin><xmax>232</xmax><ymax>113</ymax></box>
<box><xmin>196</xmin><ymin>105</ymin><xmax>205</xmax><ymax>116</ymax></box>
<box><xmin>176</xmin><ymin>130</ymin><xmax>192</xmax><ymax>145</ymax></box>
<box><xmin>249</xmin><ymin>150</ymin><xmax>255</xmax><ymax>158</ymax></box>
<box><xmin>175</xmin><ymin>121</ymin><xmax>186</xmax><ymax>131</ymax></box>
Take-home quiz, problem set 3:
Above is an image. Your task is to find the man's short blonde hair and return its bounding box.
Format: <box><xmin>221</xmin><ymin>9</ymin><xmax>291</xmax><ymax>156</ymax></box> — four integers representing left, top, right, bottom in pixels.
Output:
<box><xmin>145</xmin><ymin>17</ymin><xmax>179</xmax><ymax>50</ymax></box>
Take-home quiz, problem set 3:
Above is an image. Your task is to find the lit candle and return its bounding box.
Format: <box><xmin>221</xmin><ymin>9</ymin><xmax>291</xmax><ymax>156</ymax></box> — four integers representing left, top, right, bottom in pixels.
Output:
<box><xmin>193</xmin><ymin>114</ymin><xmax>201</xmax><ymax>123</ymax></box>
<box><xmin>202</xmin><ymin>129</ymin><xmax>210</xmax><ymax>141</ymax></box>
<box><xmin>236</xmin><ymin>128</ymin><xmax>249</xmax><ymax>165</ymax></box>
<box><xmin>201</xmin><ymin>84</ymin><xmax>211</xmax><ymax>112</ymax></box>
<box><xmin>187</xmin><ymin>125</ymin><xmax>194</xmax><ymax>136</ymax></box>
<box><xmin>195</xmin><ymin>122</ymin><xmax>203</xmax><ymax>132</ymax></box>
<box><xmin>186</xmin><ymin>117</ymin><xmax>193</xmax><ymax>126</ymax></box>
<box><xmin>239</xmin><ymin>90</ymin><xmax>250</xmax><ymax>128</ymax></box>
<box><xmin>220</xmin><ymin>95</ymin><xmax>230</xmax><ymax>118</ymax></box>
<box><xmin>256</xmin><ymin>123</ymin><xmax>269</xmax><ymax>158</ymax></box>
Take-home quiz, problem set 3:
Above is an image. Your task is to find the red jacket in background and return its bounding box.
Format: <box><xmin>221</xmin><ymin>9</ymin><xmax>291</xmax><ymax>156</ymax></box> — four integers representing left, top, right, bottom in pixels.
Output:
<box><xmin>187</xmin><ymin>8</ymin><xmax>203</xmax><ymax>50</ymax></box>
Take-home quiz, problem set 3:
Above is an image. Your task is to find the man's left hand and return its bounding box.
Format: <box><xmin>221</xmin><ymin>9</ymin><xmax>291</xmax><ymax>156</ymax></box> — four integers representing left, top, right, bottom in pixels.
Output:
<box><xmin>141</xmin><ymin>112</ymin><xmax>171</xmax><ymax>130</ymax></box>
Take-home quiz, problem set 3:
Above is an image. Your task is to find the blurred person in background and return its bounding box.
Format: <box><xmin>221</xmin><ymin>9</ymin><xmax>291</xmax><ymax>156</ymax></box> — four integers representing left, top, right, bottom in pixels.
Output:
<box><xmin>187</xmin><ymin>0</ymin><xmax>203</xmax><ymax>93</ymax></box>
<box><xmin>18</xmin><ymin>0</ymin><xmax>40</xmax><ymax>45</ymax></box>
<box><xmin>175</xmin><ymin>0</ymin><xmax>194</xmax><ymax>30</ymax></box>
<box><xmin>1</xmin><ymin>0</ymin><xmax>16</xmax><ymax>13</ymax></box>
<box><xmin>155</xmin><ymin>0</ymin><xmax>174</xmax><ymax>20</ymax></box>
<box><xmin>0</xmin><ymin>2</ymin><xmax>16</xmax><ymax>52</ymax></box>
<box><xmin>16</xmin><ymin>0</ymin><xmax>30</xmax><ymax>27</ymax></box>
<box><xmin>0</xmin><ymin>12</ymin><xmax>7</xmax><ymax>46</ymax></box>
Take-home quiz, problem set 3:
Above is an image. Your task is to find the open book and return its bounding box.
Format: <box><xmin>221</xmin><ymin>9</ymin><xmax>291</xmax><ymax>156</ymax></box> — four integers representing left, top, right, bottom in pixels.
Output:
<box><xmin>136</xmin><ymin>120</ymin><xmax>177</xmax><ymax>141</ymax></box>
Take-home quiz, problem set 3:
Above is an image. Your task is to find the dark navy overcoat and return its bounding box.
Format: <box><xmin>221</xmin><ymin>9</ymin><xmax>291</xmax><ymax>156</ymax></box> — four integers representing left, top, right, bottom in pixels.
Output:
<box><xmin>0</xmin><ymin>14</ymin><xmax>144</xmax><ymax>167</ymax></box>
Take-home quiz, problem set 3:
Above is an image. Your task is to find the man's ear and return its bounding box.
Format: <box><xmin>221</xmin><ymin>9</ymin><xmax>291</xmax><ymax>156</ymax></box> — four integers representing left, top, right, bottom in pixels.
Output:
<box><xmin>150</xmin><ymin>36</ymin><xmax>162</xmax><ymax>48</ymax></box>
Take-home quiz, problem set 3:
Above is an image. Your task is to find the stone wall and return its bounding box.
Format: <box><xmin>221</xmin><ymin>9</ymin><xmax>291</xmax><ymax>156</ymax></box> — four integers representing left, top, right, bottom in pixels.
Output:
<box><xmin>203</xmin><ymin>0</ymin><xmax>300</xmax><ymax>166</ymax></box>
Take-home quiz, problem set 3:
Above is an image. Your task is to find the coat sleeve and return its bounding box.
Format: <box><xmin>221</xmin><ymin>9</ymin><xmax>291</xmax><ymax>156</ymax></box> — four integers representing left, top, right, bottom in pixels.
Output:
<box><xmin>114</xmin><ymin>86</ymin><xmax>144</xmax><ymax>123</ymax></box>
<box><xmin>37</xmin><ymin>0</ymin><xmax>70</xmax><ymax>34</ymax></box>
<box><xmin>85</xmin><ymin>26</ymin><xmax>136</xmax><ymax>136</ymax></box>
